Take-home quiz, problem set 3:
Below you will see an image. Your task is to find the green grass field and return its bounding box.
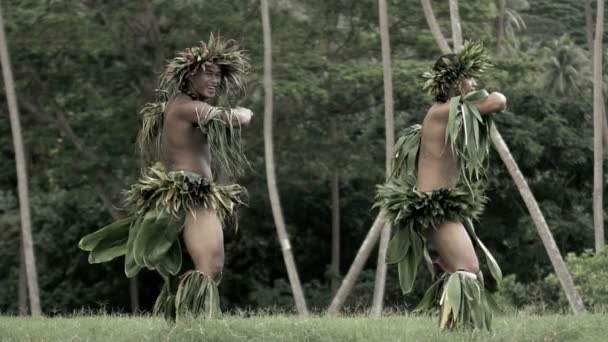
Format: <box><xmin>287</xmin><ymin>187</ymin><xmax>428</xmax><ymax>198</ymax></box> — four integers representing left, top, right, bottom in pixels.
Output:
<box><xmin>1</xmin><ymin>313</ymin><xmax>606</xmax><ymax>341</ymax></box>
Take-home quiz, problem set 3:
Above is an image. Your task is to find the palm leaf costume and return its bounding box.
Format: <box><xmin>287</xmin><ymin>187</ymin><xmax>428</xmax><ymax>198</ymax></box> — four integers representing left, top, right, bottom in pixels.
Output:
<box><xmin>375</xmin><ymin>42</ymin><xmax>502</xmax><ymax>330</ymax></box>
<box><xmin>79</xmin><ymin>34</ymin><xmax>250</xmax><ymax>320</ymax></box>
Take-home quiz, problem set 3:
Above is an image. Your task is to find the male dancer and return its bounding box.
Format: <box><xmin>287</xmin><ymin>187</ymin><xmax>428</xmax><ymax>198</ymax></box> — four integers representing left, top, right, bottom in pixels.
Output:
<box><xmin>79</xmin><ymin>34</ymin><xmax>252</xmax><ymax>320</ymax></box>
<box><xmin>375</xmin><ymin>42</ymin><xmax>505</xmax><ymax>329</ymax></box>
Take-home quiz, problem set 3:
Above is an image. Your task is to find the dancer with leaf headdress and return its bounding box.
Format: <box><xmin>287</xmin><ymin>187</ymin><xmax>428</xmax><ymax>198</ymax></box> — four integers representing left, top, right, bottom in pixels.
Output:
<box><xmin>374</xmin><ymin>42</ymin><xmax>505</xmax><ymax>330</ymax></box>
<box><xmin>79</xmin><ymin>34</ymin><xmax>253</xmax><ymax>320</ymax></box>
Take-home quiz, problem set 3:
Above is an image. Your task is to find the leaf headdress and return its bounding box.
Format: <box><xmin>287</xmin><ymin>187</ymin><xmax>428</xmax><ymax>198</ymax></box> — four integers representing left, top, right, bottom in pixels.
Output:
<box><xmin>158</xmin><ymin>33</ymin><xmax>250</xmax><ymax>98</ymax></box>
<box><xmin>422</xmin><ymin>41</ymin><xmax>492</xmax><ymax>99</ymax></box>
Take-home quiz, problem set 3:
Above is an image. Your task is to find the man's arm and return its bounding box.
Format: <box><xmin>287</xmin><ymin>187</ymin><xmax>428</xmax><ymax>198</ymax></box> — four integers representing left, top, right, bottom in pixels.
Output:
<box><xmin>170</xmin><ymin>96</ymin><xmax>253</xmax><ymax>127</ymax></box>
<box><xmin>474</xmin><ymin>92</ymin><xmax>507</xmax><ymax>115</ymax></box>
<box><xmin>428</xmin><ymin>92</ymin><xmax>507</xmax><ymax>122</ymax></box>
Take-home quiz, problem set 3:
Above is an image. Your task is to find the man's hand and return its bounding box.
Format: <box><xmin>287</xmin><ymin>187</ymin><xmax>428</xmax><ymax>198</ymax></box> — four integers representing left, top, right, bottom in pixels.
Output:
<box><xmin>232</xmin><ymin>107</ymin><xmax>253</xmax><ymax>127</ymax></box>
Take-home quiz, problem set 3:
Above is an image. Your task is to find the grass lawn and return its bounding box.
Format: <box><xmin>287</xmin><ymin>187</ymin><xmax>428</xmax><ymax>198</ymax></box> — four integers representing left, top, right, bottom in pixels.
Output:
<box><xmin>1</xmin><ymin>313</ymin><xmax>606</xmax><ymax>341</ymax></box>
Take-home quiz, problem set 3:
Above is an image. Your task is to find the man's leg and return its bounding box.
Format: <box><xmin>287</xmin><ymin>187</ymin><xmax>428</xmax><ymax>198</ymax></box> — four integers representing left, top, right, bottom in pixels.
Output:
<box><xmin>165</xmin><ymin>206</ymin><xmax>224</xmax><ymax>319</ymax></box>
<box><xmin>428</xmin><ymin>221</ymin><xmax>494</xmax><ymax>330</ymax></box>
<box><xmin>430</xmin><ymin>221</ymin><xmax>479</xmax><ymax>274</ymax></box>
<box><xmin>183</xmin><ymin>207</ymin><xmax>224</xmax><ymax>280</ymax></box>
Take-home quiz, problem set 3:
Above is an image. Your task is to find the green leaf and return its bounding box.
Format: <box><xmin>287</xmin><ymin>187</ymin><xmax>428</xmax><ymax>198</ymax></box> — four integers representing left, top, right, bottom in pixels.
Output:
<box><xmin>143</xmin><ymin>211</ymin><xmax>184</xmax><ymax>268</ymax></box>
<box><xmin>79</xmin><ymin>216</ymin><xmax>134</xmax><ymax>251</ymax></box>
<box><xmin>446</xmin><ymin>96</ymin><xmax>461</xmax><ymax>145</ymax></box>
<box><xmin>439</xmin><ymin>300</ymin><xmax>453</xmax><ymax>330</ymax></box>
<box><xmin>125</xmin><ymin>217</ymin><xmax>144</xmax><ymax>277</ymax></box>
<box><xmin>397</xmin><ymin>234</ymin><xmax>423</xmax><ymax>294</ymax></box>
<box><xmin>158</xmin><ymin>241</ymin><xmax>182</xmax><ymax>276</ymax></box>
<box><xmin>89</xmin><ymin>242</ymin><xmax>127</xmax><ymax>264</ymax></box>
<box><xmin>447</xmin><ymin>274</ymin><xmax>463</xmax><ymax>320</ymax></box>
<box><xmin>386</xmin><ymin>228</ymin><xmax>411</xmax><ymax>264</ymax></box>
<box><xmin>464</xmin><ymin>219</ymin><xmax>502</xmax><ymax>282</ymax></box>
<box><xmin>414</xmin><ymin>275</ymin><xmax>444</xmax><ymax>312</ymax></box>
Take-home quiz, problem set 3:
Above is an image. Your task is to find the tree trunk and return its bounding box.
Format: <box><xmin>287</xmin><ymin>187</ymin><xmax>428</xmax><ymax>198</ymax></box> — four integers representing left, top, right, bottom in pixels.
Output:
<box><xmin>449</xmin><ymin>0</ymin><xmax>463</xmax><ymax>52</ymax></box>
<box><xmin>19</xmin><ymin>87</ymin><xmax>140</xmax><ymax>313</ymax></box>
<box><xmin>495</xmin><ymin>0</ymin><xmax>506</xmax><ymax>55</ymax></box>
<box><xmin>18</xmin><ymin>244</ymin><xmax>28</xmax><ymax>315</ymax></box>
<box><xmin>371</xmin><ymin>0</ymin><xmax>395</xmax><ymax>316</ymax></box>
<box><xmin>0</xmin><ymin>4</ymin><xmax>42</xmax><ymax>316</ymax></box>
<box><xmin>261</xmin><ymin>0</ymin><xmax>309</xmax><ymax>315</ymax></box>
<box><xmin>328</xmin><ymin>213</ymin><xmax>385</xmax><ymax>315</ymax></box>
<box><xmin>330</xmin><ymin>119</ymin><xmax>341</xmax><ymax>295</ymax></box>
<box><xmin>585</xmin><ymin>0</ymin><xmax>595</xmax><ymax>53</ymax></box>
<box><xmin>584</xmin><ymin>0</ymin><xmax>608</xmax><ymax>149</ymax></box>
<box><xmin>593</xmin><ymin>0</ymin><xmax>605</xmax><ymax>253</ymax></box>
<box><xmin>420</xmin><ymin>0</ymin><xmax>451</xmax><ymax>54</ymax></box>
<box><xmin>491</xmin><ymin>126</ymin><xmax>586</xmax><ymax>313</ymax></box>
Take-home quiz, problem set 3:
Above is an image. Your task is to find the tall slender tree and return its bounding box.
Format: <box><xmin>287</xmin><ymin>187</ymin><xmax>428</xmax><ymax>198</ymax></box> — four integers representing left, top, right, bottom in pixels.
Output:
<box><xmin>586</xmin><ymin>0</ymin><xmax>595</xmax><ymax>53</ymax></box>
<box><xmin>328</xmin><ymin>213</ymin><xmax>385</xmax><ymax>314</ymax></box>
<box><xmin>18</xmin><ymin>245</ymin><xmax>28</xmax><ymax>315</ymax></box>
<box><xmin>495</xmin><ymin>0</ymin><xmax>506</xmax><ymax>55</ymax></box>
<box><xmin>330</xmin><ymin>118</ymin><xmax>341</xmax><ymax>294</ymax></box>
<box><xmin>593</xmin><ymin>0</ymin><xmax>605</xmax><ymax>253</ymax></box>
<box><xmin>449</xmin><ymin>0</ymin><xmax>463</xmax><ymax>51</ymax></box>
<box><xmin>261</xmin><ymin>0</ymin><xmax>308</xmax><ymax>315</ymax></box>
<box><xmin>19</xmin><ymin>96</ymin><xmax>139</xmax><ymax>312</ymax></box>
<box><xmin>0</xmin><ymin>3</ymin><xmax>41</xmax><ymax>315</ymax></box>
<box><xmin>421</xmin><ymin>0</ymin><xmax>451</xmax><ymax>54</ymax></box>
<box><xmin>583</xmin><ymin>0</ymin><xmax>608</xmax><ymax>160</ymax></box>
<box><xmin>371</xmin><ymin>0</ymin><xmax>395</xmax><ymax>316</ymax></box>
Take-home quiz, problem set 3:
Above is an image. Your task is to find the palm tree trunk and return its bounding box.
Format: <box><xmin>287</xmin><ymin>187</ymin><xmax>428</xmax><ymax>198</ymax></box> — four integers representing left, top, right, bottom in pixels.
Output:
<box><xmin>420</xmin><ymin>0</ymin><xmax>451</xmax><ymax>54</ymax></box>
<box><xmin>593</xmin><ymin>0</ymin><xmax>605</xmax><ymax>253</ymax></box>
<box><xmin>328</xmin><ymin>213</ymin><xmax>385</xmax><ymax>315</ymax></box>
<box><xmin>586</xmin><ymin>0</ymin><xmax>595</xmax><ymax>53</ymax></box>
<box><xmin>449</xmin><ymin>0</ymin><xmax>463</xmax><ymax>51</ymax></box>
<box><xmin>261</xmin><ymin>0</ymin><xmax>309</xmax><ymax>315</ymax></box>
<box><xmin>19</xmin><ymin>99</ymin><xmax>139</xmax><ymax>312</ymax></box>
<box><xmin>330</xmin><ymin>119</ymin><xmax>341</xmax><ymax>294</ymax></box>
<box><xmin>18</xmin><ymin>244</ymin><xmax>28</xmax><ymax>315</ymax></box>
<box><xmin>584</xmin><ymin>0</ymin><xmax>608</xmax><ymax>149</ymax></box>
<box><xmin>371</xmin><ymin>0</ymin><xmax>395</xmax><ymax>316</ymax></box>
<box><xmin>0</xmin><ymin>4</ymin><xmax>41</xmax><ymax>316</ymax></box>
<box><xmin>495</xmin><ymin>0</ymin><xmax>506</xmax><ymax>55</ymax></box>
<box><xmin>491</xmin><ymin>126</ymin><xmax>586</xmax><ymax>313</ymax></box>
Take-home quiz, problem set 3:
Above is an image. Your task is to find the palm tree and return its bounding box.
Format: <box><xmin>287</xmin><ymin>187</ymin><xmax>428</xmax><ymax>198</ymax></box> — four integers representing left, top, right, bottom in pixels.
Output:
<box><xmin>449</xmin><ymin>0</ymin><xmax>463</xmax><ymax>51</ymax></box>
<box><xmin>371</xmin><ymin>0</ymin><xmax>395</xmax><ymax>316</ymax></box>
<box><xmin>0</xmin><ymin>3</ymin><xmax>41</xmax><ymax>315</ymax></box>
<box><xmin>260</xmin><ymin>0</ymin><xmax>308</xmax><ymax>315</ymax></box>
<box><xmin>495</xmin><ymin>0</ymin><xmax>528</xmax><ymax>55</ymax></box>
<box><xmin>542</xmin><ymin>35</ymin><xmax>590</xmax><ymax>96</ymax></box>
<box><xmin>328</xmin><ymin>213</ymin><xmax>385</xmax><ymax>315</ymax></box>
<box><xmin>330</xmin><ymin>118</ymin><xmax>341</xmax><ymax>294</ymax></box>
<box><xmin>592</xmin><ymin>0</ymin><xmax>605</xmax><ymax>253</ymax></box>
<box><xmin>420</xmin><ymin>0</ymin><xmax>451</xmax><ymax>54</ymax></box>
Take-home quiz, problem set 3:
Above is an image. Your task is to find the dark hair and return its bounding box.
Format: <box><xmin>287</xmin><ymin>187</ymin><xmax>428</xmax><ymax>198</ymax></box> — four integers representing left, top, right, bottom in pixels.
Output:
<box><xmin>433</xmin><ymin>53</ymin><xmax>457</xmax><ymax>102</ymax></box>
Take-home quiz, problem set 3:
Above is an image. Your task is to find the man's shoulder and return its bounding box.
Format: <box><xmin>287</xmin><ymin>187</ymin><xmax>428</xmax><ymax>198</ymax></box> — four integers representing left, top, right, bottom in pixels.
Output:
<box><xmin>165</xmin><ymin>94</ymin><xmax>209</xmax><ymax>118</ymax></box>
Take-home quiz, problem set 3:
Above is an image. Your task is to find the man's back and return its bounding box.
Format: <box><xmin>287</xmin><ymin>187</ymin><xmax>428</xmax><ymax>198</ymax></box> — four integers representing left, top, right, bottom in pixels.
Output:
<box><xmin>416</xmin><ymin>105</ymin><xmax>460</xmax><ymax>192</ymax></box>
<box><xmin>416</xmin><ymin>92</ymin><xmax>507</xmax><ymax>191</ymax></box>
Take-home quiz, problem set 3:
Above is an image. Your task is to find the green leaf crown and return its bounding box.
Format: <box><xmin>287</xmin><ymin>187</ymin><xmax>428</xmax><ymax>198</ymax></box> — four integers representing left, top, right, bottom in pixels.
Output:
<box><xmin>158</xmin><ymin>33</ymin><xmax>250</xmax><ymax>99</ymax></box>
<box><xmin>422</xmin><ymin>41</ymin><xmax>492</xmax><ymax>98</ymax></box>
